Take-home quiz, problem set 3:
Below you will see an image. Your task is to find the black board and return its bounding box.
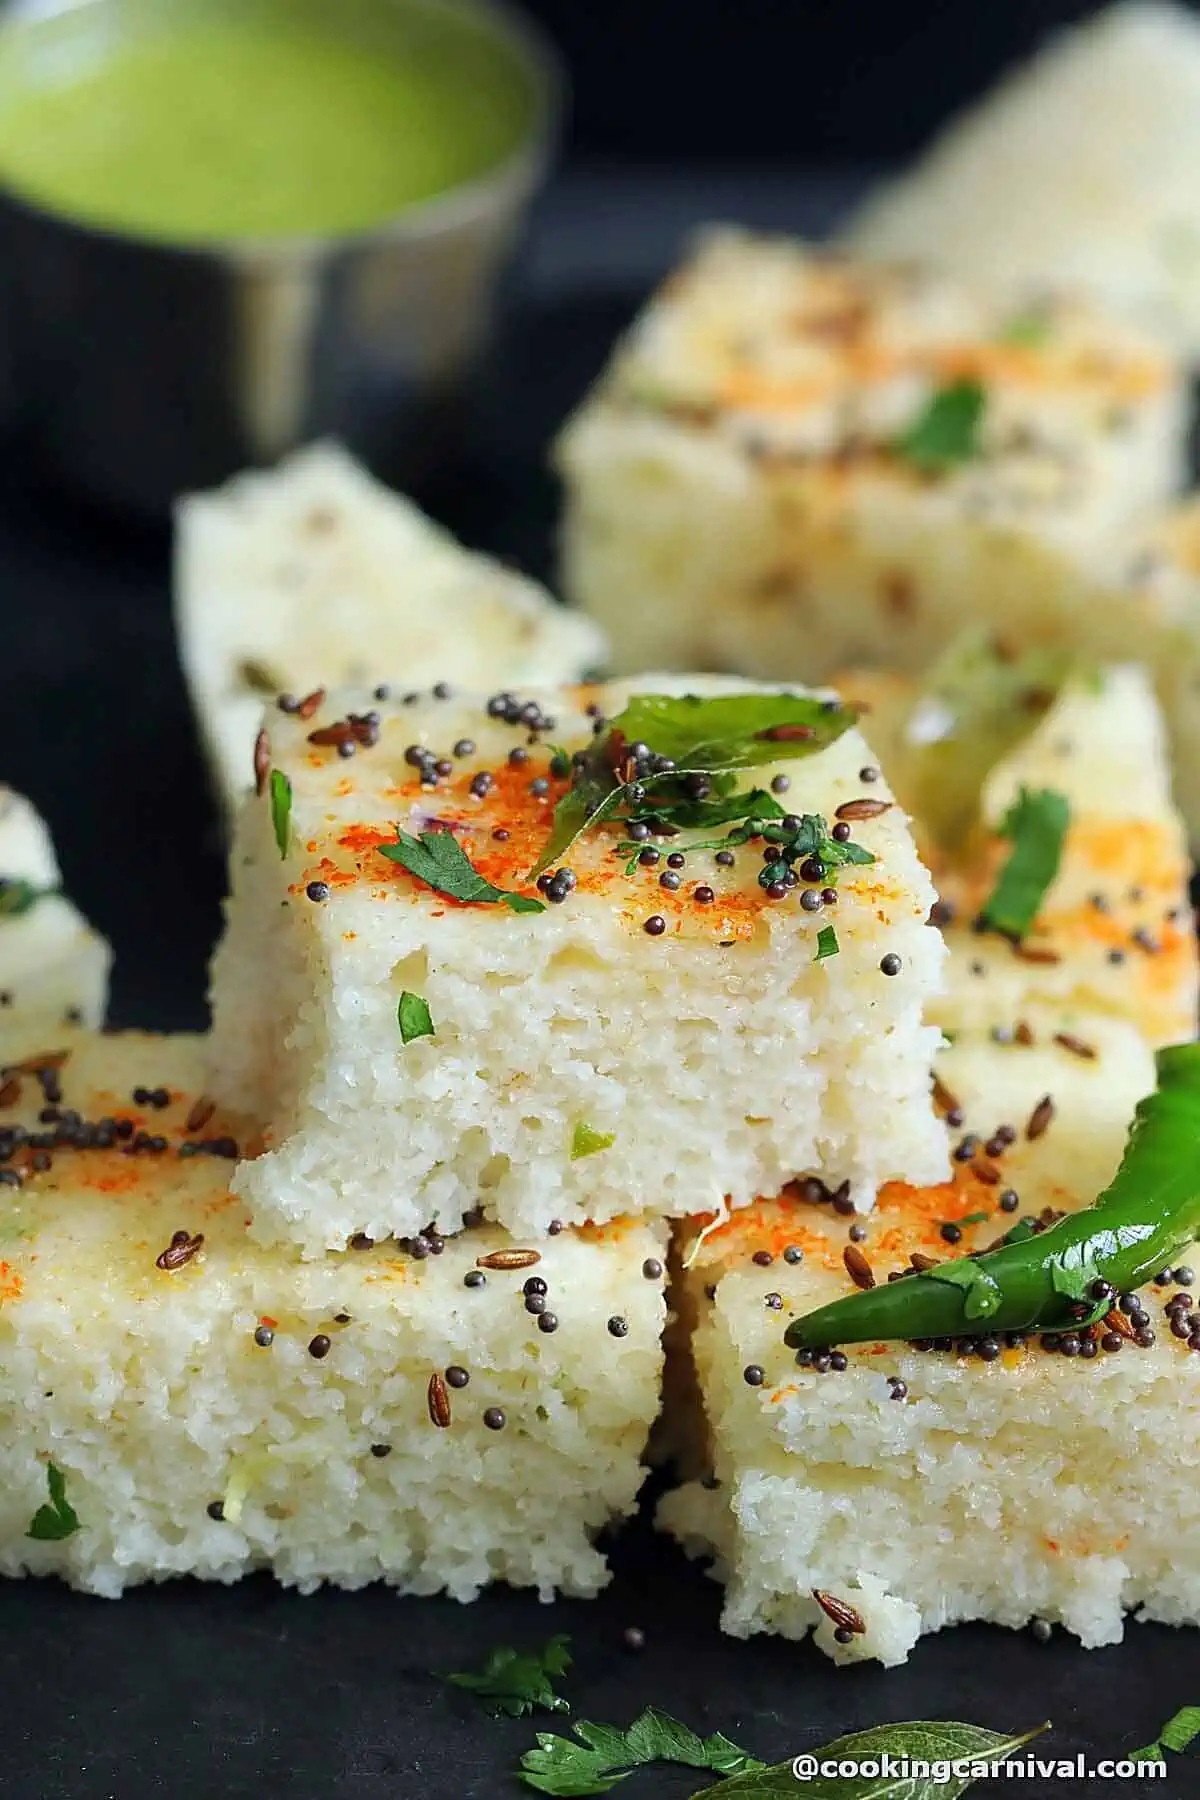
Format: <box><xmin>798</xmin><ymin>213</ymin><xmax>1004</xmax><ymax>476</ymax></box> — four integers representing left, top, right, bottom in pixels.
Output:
<box><xmin>0</xmin><ymin>169</ymin><xmax>1190</xmax><ymax>1800</ymax></box>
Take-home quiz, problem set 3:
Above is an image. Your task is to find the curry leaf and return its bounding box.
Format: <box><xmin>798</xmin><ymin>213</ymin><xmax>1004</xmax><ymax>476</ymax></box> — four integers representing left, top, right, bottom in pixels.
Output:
<box><xmin>698</xmin><ymin>1720</ymin><xmax>1047</xmax><ymax>1798</ymax></box>
<box><xmin>520</xmin><ymin>1706</ymin><xmax>763</xmax><ymax>1795</ymax></box>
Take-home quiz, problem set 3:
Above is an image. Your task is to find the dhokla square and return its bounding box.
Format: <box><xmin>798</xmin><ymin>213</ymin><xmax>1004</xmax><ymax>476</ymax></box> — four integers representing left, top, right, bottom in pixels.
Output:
<box><xmin>838</xmin><ymin>655</ymin><xmax>1199</xmax><ymax>1047</ymax></box>
<box><xmin>557</xmin><ymin>229</ymin><xmax>1188</xmax><ymax>685</ymax></box>
<box><xmin>0</xmin><ymin>1028</ymin><xmax>666</xmax><ymax>1603</ymax></box>
<box><xmin>208</xmin><ymin>674</ymin><xmax>947</xmax><ymax>1253</ymax></box>
<box><xmin>660</xmin><ymin>1014</ymin><xmax>1200</xmax><ymax>1665</ymax></box>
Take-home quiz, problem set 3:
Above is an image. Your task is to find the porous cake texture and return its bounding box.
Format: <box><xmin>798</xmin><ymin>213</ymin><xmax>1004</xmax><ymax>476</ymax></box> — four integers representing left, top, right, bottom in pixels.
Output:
<box><xmin>0</xmin><ymin>786</ymin><xmax>109</xmax><ymax>1027</ymax></box>
<box><xmin>556</xmin><ymin>231</ymin><xmax>1187</xmax><ymax>682</ymax></box>
<box><xmin>175</xmin><ymin>444</ymin><xmax>606</xmax><ymax>814</ymax></box>
<box><xmin>660</xmin><ymin>1016</ymin><xmax>1200</xmax><ymax>1664</ymax></box>
<box><xmin>839</xmin><ymin>661</ymin><xmax>1198</xmax><ymax>1046</ymax></box>
<box><xmin>208</xmin><ymin>675</ymin><xmax>947</xmax><ymax>1253</ymax></box>
<box><xmin>0</xmin><ymin>1029</ymin><xmax>665</xmax><ymax>1602</ymax></box>
<box><xmin>845</xmin><ymin>2</ymin><xmax>1200</xmax><ymax>356</ymax></box>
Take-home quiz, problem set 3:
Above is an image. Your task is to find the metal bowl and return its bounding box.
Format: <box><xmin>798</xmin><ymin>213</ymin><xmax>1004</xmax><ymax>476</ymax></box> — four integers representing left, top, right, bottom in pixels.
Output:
<box><xmin>0</xmin><ymin>0</ymin><xmax>562</xmax><ymax>514</ymax></box>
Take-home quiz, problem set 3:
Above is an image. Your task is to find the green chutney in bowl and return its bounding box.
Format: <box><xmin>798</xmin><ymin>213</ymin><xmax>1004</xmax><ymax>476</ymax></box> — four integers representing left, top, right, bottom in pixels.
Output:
<box><xmin>0</xmin><ymin>0</ymin><xmax>543</xmax><ymax>244</ymax></box>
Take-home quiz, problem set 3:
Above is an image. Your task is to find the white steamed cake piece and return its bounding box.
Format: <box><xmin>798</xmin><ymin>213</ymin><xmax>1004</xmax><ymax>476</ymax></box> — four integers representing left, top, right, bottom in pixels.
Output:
<box><xmin>0</xmin><ymin>1027</ymin><xmax>665</xmax><ymax>1601</ymax></box>
<box><xmin>661</xmin><ymin>1014</ymin><xmax>1200</xmax><ymax>1664</ymax></box>
<box><xmin>0</xmin><ymin>785</ymin><xmax>109</xmax><ymax>1027</ymax></box>
<box><xmin>208</xmin><ymin>673</ymin><xmax>947</xmax><ymax>1253</ymax></box>
<box><xmin>556</xmin><ymin>230</ymin><xmax>1187</xmax><ymax>685</ymax></box>
<box><xmin>837</xmin><ymin>662</ymin><xmax>1198</xmax><ymax>1048</ymax></box>
<box><xmin>845</xmin><ymin>2</ymin><xmax>1200</xmax><ymax>357</ymax></box>
<box><xmin>175</xmin><ymin>443</ymin><xmax>607</xmax><ymax>815</ymax></box>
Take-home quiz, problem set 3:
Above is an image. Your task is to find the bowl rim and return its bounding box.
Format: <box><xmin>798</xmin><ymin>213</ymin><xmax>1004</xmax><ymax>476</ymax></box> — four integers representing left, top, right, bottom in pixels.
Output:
<box><xmin>0</xmin><ymin>0</ymin><xmax>566</xmax><ymax>262</ymax></box>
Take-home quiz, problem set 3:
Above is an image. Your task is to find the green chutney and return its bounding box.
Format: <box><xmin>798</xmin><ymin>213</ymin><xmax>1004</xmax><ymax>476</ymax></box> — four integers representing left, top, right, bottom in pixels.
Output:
<box><xmin>0</xmin><ymin>0</ymin><xmax>537</xmax><ymax>242</ymax></box>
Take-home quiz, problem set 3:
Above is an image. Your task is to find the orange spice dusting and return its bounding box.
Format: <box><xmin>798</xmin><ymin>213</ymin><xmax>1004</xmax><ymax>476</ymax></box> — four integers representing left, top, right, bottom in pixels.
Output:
<box><xmin>0</xmin><ymin>1261</ymin><xmax>22</xmax><ymax>1303</ymax></box>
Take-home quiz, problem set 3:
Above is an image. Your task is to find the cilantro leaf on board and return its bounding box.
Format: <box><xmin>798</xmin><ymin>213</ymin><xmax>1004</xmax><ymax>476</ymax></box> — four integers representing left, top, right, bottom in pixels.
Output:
<box><xmin>380</xmin><ymin>828</ymin><xmax>544</xmax><ymax>914</ymax></box>
<box><xmin>447</xmin><ymin>1636</ymin><xmax>572</xmax><ymax>1720</ymax></box>
<box><xmin>978</xmin><ymin>787</ymin><xmax>1070</xmax><ymax>942</ymax></box>
<box><xmin>520</xmin><ymin>1706</ymin><xmax>763</xmax><ymax>1795</ymax></box>
<box><xmin>26</xmin><ymin>1461</ymin><xmax>80</xmax><ymax>1541</ymax></box>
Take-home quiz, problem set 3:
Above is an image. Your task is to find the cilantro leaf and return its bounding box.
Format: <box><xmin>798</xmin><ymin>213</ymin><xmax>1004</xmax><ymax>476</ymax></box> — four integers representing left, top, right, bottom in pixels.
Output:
<box><xmin>923</xmin><ymin>1258</ymin><xmax>1003</xmax><ymax>1320</ymax></box>
<box><xmin>27</xmin><ymin>1461</ymin><xmax>80</xmax><ymax>1541</ymax></box>
<box><xmin>447</xmin><ymin>1636</ymin><xmax>572</xmax><ymax>1720</ymax></box>
<box><xmin>520</xmin><ymin>1706</ymin><xmax>763</xmax><ymax>1795</ymax></box>
<box><xmin>381</xmin><ymin>829</ymin><xmax>544</xmax><ymax>914</ymax></box>
<box><xmin>894</xmin><ymin>379</ymin><xmax>987</xmax><ymax>473</ymax></box>
<box><xmin>699</xmin><ymin>1720</ymin><xmax>1046</xmax><ymax>1798</ymax></box>
<box><xmin>814</xmin><ymin>925</ymin><xmax>839</xmax><ymax>962</ymax></box>
<box><xmin>269</xmin><ymin>769</ymin><xmax>292</xmax><ymax>860</ymax></box>
<box><xmin>0</xmin><ymin>879</ymin><xmax>56</xmax><ymax>919</ymax></box>
<box><xmin>571</xmin><ymin>1122</ymin><xmax>615</xmax><ymax>1161</ymax></box>
<box><xmin>397</xmin><ymin>992</ymin><xmax>434</xmax><ymax>1044</ymax></box>
<box><xmin>978</xmin><ymin>787</ymin><xmax>1069</xmax><ymax>941</ymax></box>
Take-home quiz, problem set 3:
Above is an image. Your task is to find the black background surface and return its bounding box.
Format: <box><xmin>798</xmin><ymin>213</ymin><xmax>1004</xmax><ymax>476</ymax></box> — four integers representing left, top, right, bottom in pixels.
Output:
<box><xmin>521</xmin><ymin>0</ymin><xmax>1176</xmax><ymax>161</ymax></box>
<box><xmin>0</xmin><ymin>168</ymin><xmax>1194</xmax><ymax>1799</ymax></box>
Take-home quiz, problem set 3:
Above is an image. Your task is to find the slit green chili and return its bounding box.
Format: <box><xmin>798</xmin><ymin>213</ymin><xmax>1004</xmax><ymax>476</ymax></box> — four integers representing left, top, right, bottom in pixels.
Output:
<box><xmin>784</xmin><ymin>1042</ymin><xmax>1200</xmax><ymax>1350</ymax></box>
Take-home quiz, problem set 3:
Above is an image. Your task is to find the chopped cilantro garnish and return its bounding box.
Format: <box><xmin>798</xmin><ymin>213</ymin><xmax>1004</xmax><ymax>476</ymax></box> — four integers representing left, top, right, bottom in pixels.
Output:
<box><xmin>938</xmin><ymin>1211</ymin><xmax>989</xmax><ymax>1230</ymax></box>
<box><xmin>27</xmin><ymin>1461</ymin><xmax>79</xmax><ymax>1541</ymax></box>
<box><xmin>923</xmin><ymin>1257</ymin><xmax>1003</xmax><ymax>1320</ymax></box>
<box><xmin>757</xmin><ymin>813</ymin><xmax>875</xmax><ymax>891</ymax></box>
<box><xmin>814</xmin><ymin>924</ymin><xmax>839</xmax><ymax>961</ymax></box>
<box><xmin>519</xmin><ymin>1705</ymin><xmax>762</xmax><ymax>1794</ymax></box>
<box><xmin>978</xmin><ymin>787</ymin><xmax>1069</xmax><ymax>941</ymax></box>
<box><xmin>571</xmin><ymin>1122</ymin><xmax>615</xmax><ymax>1161</ymax></box>
<box><xmin>1131</xmin><ymin>1706</ymin><xmax>1200</xmax><ymax>1766</ymax></box>
<box><xmin>446</xmin><ymin>1636</ymin><xmax>572</xmax><ymax>1719</ymax></box>
<box><xmin>894</xmin><ymin>378</ymin><xmax>986</xmax><ymax>473</ymax></box>
<box><xmin>0</xmin><ymin>878</ymin><xmax>56</xmax><ymax>919</ymax></box>
<box><xmin>269</xmin><ymin>769</ymin><xmax>292</xmax><ymax>860</ymax></box>
<box><xmin>381</xmin><ymin>828</ymin><xmax>544</xmax><ymax>914</ymax></box>
<box><xmin>530</xmin><ymin>692</ymin><xmax>857</xmax><ymax>878</ymax></box>
<box><xmin>997</xmin><ymin>310</ymin><xmax>1052</xmax><ymax>348</ymax></box>
<box><xmin>397</xmin><ymin>992</ymin><xmax>434</xmax><ymax>1044</ymax></box>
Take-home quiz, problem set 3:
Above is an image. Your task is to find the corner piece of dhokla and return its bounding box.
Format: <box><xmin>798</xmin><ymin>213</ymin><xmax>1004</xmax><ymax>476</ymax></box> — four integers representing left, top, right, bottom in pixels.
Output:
<box><xmin>0</xmin><ymin>1027</ymin><xmax>666</xmax><ymax>1603</ymax></box>
<box><xmin>660</xmin><ymin>1015</ymin><xmax>1200</xmax><ymax>1665</ymax></box>
<box><xmin>209</xmin><ymin>674</ymin><xmax>947</xmax><ymax>1252</ymax></box>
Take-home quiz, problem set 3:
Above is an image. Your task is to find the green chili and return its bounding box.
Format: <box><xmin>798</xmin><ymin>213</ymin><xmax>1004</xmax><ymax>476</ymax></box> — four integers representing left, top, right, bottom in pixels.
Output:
<box><xmin>784</xmin><ymin>1043</ymin><xmax>1200</xmax><ymax>1350</ymax></box>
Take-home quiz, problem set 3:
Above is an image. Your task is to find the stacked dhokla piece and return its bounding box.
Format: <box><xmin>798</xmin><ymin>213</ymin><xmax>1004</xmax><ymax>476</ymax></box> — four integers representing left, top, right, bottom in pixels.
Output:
<box><xmin>0</xmin><ymin>1027</ymin><xmax>666</xmax><ymax>1600</ymax></box>
<box><xmin>660</xmin><ymin>661</ymin><xmax>1200</xmax><ymax>1662</ymax></box>
<box><xmin>557</xmin><ymin>231</ymin><xmax>1188</xmax><ymax>685</ymax></box>
<box><xmin>0</xmin><ymin>785</ymin><xmax>109</xmax><ymax>1028</ymax></box>
<box><xmin>208</xmin><ymin>674</ymin><xmax>948</xmax><ymax>1253</ymax></box>
<box><xmin>176</xmin><ymin>444</ymin><xmax>606</xmax><ymax>816</ymax></box>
